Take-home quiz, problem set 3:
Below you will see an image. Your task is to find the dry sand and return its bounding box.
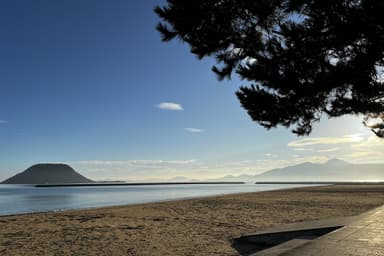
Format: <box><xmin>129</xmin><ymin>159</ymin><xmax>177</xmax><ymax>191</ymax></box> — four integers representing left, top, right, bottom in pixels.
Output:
<box><xmin>1</xmin><ymin>185</ymin><xmax>384</xmax><ymax>256</ymax></box>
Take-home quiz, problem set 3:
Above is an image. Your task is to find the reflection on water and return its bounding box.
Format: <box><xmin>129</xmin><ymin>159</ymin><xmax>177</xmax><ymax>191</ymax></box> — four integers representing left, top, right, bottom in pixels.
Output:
<box><xmin>0</xmin><ymin>184</ymin><xmax>312</xmax><ymax>216</ymax></box>
<box><xmin>23</xmin><ymin>194</ymin><xmax>73</xmax><ymax>210</ymax></box>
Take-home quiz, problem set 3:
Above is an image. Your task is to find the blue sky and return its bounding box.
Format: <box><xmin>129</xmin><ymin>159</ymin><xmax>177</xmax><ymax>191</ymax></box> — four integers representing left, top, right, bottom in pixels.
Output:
<box><xmin>0</xmin><ymin>0</ymin><xmax>383</xmax><ymax>181</ymax></box>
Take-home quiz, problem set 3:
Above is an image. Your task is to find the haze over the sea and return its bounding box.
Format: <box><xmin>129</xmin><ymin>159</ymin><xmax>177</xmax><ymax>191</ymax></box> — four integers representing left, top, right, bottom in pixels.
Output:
<box><xmin>0</xmin><ymin>0</ymin><xmax>383</xmax><ymax>181</ymax></box>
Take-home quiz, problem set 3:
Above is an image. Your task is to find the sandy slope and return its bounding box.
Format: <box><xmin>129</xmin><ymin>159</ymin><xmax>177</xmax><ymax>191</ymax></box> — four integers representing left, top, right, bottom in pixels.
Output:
<box><xmin>1</xmin><ymin>185</ymin><xmax>384</xmax><ymax>256</ymax></box>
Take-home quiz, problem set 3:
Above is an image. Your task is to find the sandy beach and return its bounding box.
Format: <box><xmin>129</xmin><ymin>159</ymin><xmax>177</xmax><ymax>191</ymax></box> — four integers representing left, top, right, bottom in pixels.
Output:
<box><xmin>1</xmin><ymin>185</ymin><xmax>384</xmax><ymax>255</ymax></box>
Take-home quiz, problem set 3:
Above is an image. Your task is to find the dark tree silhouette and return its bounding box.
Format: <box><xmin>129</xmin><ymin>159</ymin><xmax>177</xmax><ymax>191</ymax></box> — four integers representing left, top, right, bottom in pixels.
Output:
<box><xmin>155</xmin><ymin>0</ymin><xmax>384</xmax><ymax>136</ymax></box>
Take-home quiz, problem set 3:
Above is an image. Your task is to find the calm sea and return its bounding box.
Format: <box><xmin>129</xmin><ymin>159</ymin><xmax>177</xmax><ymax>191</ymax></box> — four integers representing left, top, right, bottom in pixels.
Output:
<box><xmin>0</xmin><ymin>183</ymin><xmax>311</xmax><ymax>216</ymax></box>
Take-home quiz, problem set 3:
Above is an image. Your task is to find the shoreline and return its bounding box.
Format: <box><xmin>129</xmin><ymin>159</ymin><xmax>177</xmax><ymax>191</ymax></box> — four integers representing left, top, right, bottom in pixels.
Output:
<box><xmin>2</xmin><ymin>184</ymin><xmax>384</xmax><ymax>255</ymax></box>
<box><xmin>34</xmin><ymin>181</ymin><xmax>245</xmax><ymax>187</ymax></box>
<box><xmin>255</xmin><ymin>181</ymin><xmax>384</xmax><ymax>185</ymax></box>
<box><xmin>0</xmin><ymin>183</ymin><xmax>320</xmax><ymax>217</ymax></box>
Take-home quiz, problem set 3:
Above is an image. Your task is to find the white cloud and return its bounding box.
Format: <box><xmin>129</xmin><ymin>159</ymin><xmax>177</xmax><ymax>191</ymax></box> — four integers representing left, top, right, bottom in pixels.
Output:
<box><xmin>288</xmin><ymin>134</ymin><xmax>364</xmax><ymax>148</ymax></box>
<box><xmin>334</xmin><ymin>135</ymin><xmax>384</xmax><ymax>163</ymax></box>
<box><xmin>156</xmin><ymin>102</ymin><xmax>183</xmax><ymax>111</ymax></box>
<box><xmin>0</xmin><ymin>120</ymin><xmax>8</xmax><ymax>124</ymax></box>
<box><xmin>286</xmin><ymin>134</ymin><xmax>384</xmax><ymax>164</ymax></box>
<box><xmin>341</xmin><ymin>151</ymin><xmax>384</xmax><ymax>164</ymax></box>
<box><xmin>71</xmin><ymin>159</ymin><xmax>204</xmax><ymax>180</ymax></box>
<box><xmin>184</xmin><ymin>128</ymin><xmax>204</xmax><ymax>133</ymax></box>
<box><xmin>71</xmin><ymin>155</ymin><xmax>337</xmax><ymax>181</ymax></box>
<box><xmin>316</xmin><ymin>147</ymin><xmax>340</xmax><ymax>153</ymax></box>
<box><xmin>74</xmin><ymin>159</ymin><xmax>196</xmax><ymax>166</ymax></box>
<box><xmin>73</xmin><ymin>159</ymin><xmax>272</xmax><ymax>180</ymax></box>
<box><xmin>292</xmin><ymin>147</ymin><xmax>314</xmax><ymax>151</ymax></box>
<box><xmin>351</xmin><ymin>135</ymin><xmax>384</xmax><ymax>150</ymax></box>
<box><xmin>213</xmin><ymin>156</ymin><xmax>332</xmax><ymax>177</ymax></box>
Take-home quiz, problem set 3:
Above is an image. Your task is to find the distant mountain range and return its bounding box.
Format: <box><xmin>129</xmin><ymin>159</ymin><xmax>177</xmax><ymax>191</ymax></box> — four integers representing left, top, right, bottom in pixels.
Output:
<box><xmin>219</xmin><ymin>159</ymin><xmax>384</xmax><ymax>182</ymax></box>
<box><xmin>3</xmin><ymin>159</ymin><xmax>383</xmax><ymax>184</ymax></box>
<box><xmin>1</xmin><ymin>163</ymin><xmax>93</xmax><ymax>184</ymax></box>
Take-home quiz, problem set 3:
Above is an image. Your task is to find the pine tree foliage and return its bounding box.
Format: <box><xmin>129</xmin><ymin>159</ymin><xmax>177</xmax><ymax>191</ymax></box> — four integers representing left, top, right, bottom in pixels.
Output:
<box><xmin>155</xmin><ymin>0</ymin><xmax>384</xmax><ymax>136</ymax></box>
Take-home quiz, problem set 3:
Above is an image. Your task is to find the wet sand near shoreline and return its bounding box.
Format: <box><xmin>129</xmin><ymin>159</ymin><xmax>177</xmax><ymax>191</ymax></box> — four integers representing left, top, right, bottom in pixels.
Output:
<box><xmin>1</xmin><ymin>185</ymin><xmax>384</xmax><ymax>256</ymax></box>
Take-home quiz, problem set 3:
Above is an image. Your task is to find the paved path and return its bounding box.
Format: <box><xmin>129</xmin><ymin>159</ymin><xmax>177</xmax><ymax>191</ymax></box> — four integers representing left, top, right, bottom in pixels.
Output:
<box><xmin>285</xmin><ymin>205</ymin><xmax>384</xmax><ymax>255</ymax></box>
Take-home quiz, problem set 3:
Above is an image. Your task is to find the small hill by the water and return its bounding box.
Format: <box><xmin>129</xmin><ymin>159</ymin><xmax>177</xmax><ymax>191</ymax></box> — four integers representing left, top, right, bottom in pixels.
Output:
<box><xmin>1</xmin><ymin>163</ymin><xmax>93</xmax><ymax>184</ymax></box>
